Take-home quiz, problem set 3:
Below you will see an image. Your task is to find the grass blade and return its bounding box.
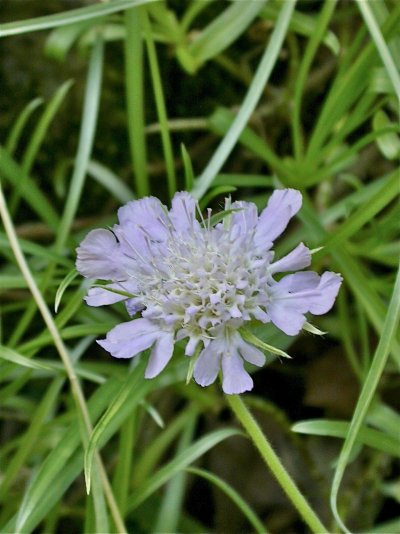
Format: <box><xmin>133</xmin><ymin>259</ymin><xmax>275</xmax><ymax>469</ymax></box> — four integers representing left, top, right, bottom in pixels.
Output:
<box><xmin>127</xmin><ymin>428</ymin><xmax>241</xmax><ymax>512</ymax></box>
<box><xmin>187</xmin><ymin>467</ymin><xmax>267</xmax><ymax>534</ymax></box>
<box><xmin>330</xmin><ymin>265</ymin><xmax>400</xmax><ymax>533</ymax></box>
<box><xmin>356</xmin><ymin>0</ymin><xmax>400</xmax><ymax>98</ymax></box>
<box><xmin>0</xmin><ymin>0</ymin><xmax>158</xmax><ymax>37</ymax></box>
<box><xmin>191</xmin><ymin>0</ymin><xmax>296</xmax><ymax>199</ymax></box>
<box><xmin>124</xmin><ymin>6</ymin><xmax>149</xmax><ymax>196</ymax></box>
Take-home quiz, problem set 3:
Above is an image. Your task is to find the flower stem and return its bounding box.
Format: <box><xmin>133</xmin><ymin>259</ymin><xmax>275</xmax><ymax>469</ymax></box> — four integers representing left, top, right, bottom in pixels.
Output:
<box><xmin>227</xmin><ymin>394</ymin><xmax>328</xmax><ymax>534</ymax></box>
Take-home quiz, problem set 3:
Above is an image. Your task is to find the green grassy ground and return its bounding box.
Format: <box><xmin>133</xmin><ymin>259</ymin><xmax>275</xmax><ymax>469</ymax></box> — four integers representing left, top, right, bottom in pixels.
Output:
<box><xmin>0</xmin><ymin>1</ymin><xmax>399</xmax><ymax>533</ymax></box>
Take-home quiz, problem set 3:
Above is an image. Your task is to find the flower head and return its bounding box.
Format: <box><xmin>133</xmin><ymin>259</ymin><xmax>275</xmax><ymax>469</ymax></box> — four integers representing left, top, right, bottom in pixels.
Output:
<box><xmin>76</xmin><ymin>189</ymin><xmax>342</xmax><ymax>394</ymax></box>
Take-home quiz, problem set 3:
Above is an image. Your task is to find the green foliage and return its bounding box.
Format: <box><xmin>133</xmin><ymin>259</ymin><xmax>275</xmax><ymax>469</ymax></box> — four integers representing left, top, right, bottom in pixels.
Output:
<box><xmin>0</xmin><ymin>1</ymin><xmax>399</xmax><ymax>533</ymax></box>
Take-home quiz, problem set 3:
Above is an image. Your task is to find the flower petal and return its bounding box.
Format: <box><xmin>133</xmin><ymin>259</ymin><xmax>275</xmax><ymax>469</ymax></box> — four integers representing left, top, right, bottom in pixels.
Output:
<box><xmin>85</xmin><ymin>284</ymin><xmax>128</xmax><ymax>307</ymax></box>
<box><xmin>267</xmin><ymin>301</ymin><xmax>307</xmax><ymax>336</ymax></box>
<box><xmin>267</xmin><ymin>271</ymin><xmax>342</xmax><ymax>335</ymax></box>
<box><xmin>169</xmin><ymin>191</ymin><xmax>201</xmax><ymax>233</ymax></box>
<box><xmin>97</xmin><ymin>318</ymin><xmax>159</xmax><ymax>359</ymax></box>
<box><xmin>125</xmin><ymin>297</ymin><xmax>145</xmax><ymax>316</ymax></box>
<box><xmin>237</xmin><ymin>337</ymin><xmax>265</xmax><ymax>367</ymax></box>
<box><xmin>76</xmin><ymin>229</ymin><xmax>127</xmax><ymax>280</ymax></box>
<box><xmin>145</xmin><ymin>332</ymin><xmax>175</xmax><ymax>378</ymax></box>
<box><xmin>230</xmin><ymin>201</ymin><xmax>258</xmax><ymax>234</ymax></box>
<box><xmin>117</xmin><ymin>196</ymin><xmax>169</xmax><ymax>242</ymax></box>
<box><xmin>193</xmin><ymin>342</ymin><xmax>221</xmax><ymax>387</ymax></box>
<box><xmin>221</xmin><ymin>349</ymin><xmax>253</xmax><ymax>394</ymax></box>
<box><xmin>269</xmin><ymin>243</ymin><xmax>311</xmax><ymax>274</ymax></box>
<box><xmin>255</xmin><ymin>189</ymin><xmax>302</xmax><ymax>248</ymax></box>
<box><xmin>308</xmin><ymin>272</ymin><xmax>342</xmax><ymax>315</ymax></box>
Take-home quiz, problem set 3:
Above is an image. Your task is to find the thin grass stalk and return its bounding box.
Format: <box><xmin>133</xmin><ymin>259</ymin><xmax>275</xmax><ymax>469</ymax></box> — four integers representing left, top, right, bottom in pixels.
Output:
<box><xmin>190</xmin><ymin>0</ymin><xmax>296</xmax><ymax>200</ymax></box>
<box><xmin>124</xmin><ymin>7</ymin><xmax>149</xmax><ymax>196</ymax></box>
<box><xmin>291</xmin><ymin>0</ymin><xmax>337</xmax><ymax>160</ymax></box>
<box><xmin>356</xmin><ymin>0</ymin><xmax>400</xmax><ymax>97</ymax></box>
<box><xmin>330</xmin><ymin>264</ymin><xmax>400</xmax><ymax>533</ymax></box>
<box><xmin>8</xmin><ymin>34</ymin><xmax>103</xmax><ymax>348</ymax></box>
<box><xmin>0</xmin><ymin>182</ymin><xmax>127</xmax><ymax>534</ymax></box>
<box><xmin>227</xmin><ymin>394</ymin><xmax>328</xmax><ymax>534</ymax></box>
<box><xmin>141</xmin><ymin>8</ymin><xmax>177</xmax><ymax>199</ymax></box>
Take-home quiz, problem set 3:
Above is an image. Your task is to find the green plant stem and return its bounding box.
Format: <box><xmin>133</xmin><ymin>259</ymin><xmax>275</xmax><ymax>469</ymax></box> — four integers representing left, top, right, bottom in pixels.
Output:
<box><xmin>124</xmin><ymin>7</ymin><xmax>149</xmax><ymax>197</ymax></box>
<box><xmin>141</xmin><ymin>8</ymin><xmax>177</xmax><ymax>199</ymax></box>
<box><xmin>330</xmin><ymin>263</ymin><xmax>400</xmax><ymax>534</ymax></box>
<box><xmin>0</xmin><ymin>182</ymin><xmax>127</xmax><ymax>534</ymax></box>
<box><xmin>8</xmin><ymin>34</ymin><xmax>103</xmax><ymax>349</ymax></box>
<box><xmin>356</xmin><ymin>0</ymin><xmax>400</xmax><ymax>97</ymax></box>
<box><xmin>291</xmin><ymin>0</ymin><xmax>337</xmax><ymax>160</ymax></box>
<box><xmin>227</xmin><ymin>394</ymin><xmax>328</xmax><ymax>534</ymax></box>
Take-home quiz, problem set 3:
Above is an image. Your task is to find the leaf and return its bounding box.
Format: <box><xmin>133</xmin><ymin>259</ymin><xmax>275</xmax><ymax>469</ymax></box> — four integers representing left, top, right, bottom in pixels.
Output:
<box><xmin>187</xmin><ymin>467</ymin><xmax>266</xmax><ymax>534</ymax></box>
<box><xmin>262</xmin><ymin>3</ymin><xmax>340</xmax><ymax>55</ymax></box>
<box><xmin>0</xmin><ymin>0</ymin><xmax>159</xmax><ymax>37</ymax></box>
<box><xmin>292</xmin><ymin>419</ymin><xmax>400</xmax><ymax>457</ymax></box>
<box><xmin>189</xmin><ymin>1</ymin><xmax>267</xmax><ymax>65</ymax></box>
<box><xmin>240</xmin><ymin>328</ymin><xmax>292</xmax><ymax>359</ymax></box>
<box><xmin>199</xmin><ymin>186</ymin><xmax>237</xmax><ymax>211</ymax></box>
<box><xmin>181</xmin><ymin>143</ymin><xmax>195</xmax><ymax>191</ymax></box>
<box><xmin>191</xmin><ymin>0</ymin><xmax>296</xmax><ymax>199</ymax></box>
<box><xmin>302</xmin><ymin>322</ymin><xmax>327</xmax><ymax>336</ymax></box>
<box><xmin>127</xmin><ymin>428</ymin><xmax>242</xmax><ymax>512</ymax></box>
<box><xmin>5</xmin><ymin>97</ymin><xmax>43</xmax><ymax>155</ymax></box>
<box><xmin>0</xmin><ymin>345</ymin><xmax>53</xmax><ymax>371</ymax></box>
<box><xmin>87</xmin><ymin>160</ymin><xmax>135</xmax><ymax>203</ymax></box>
<box><xmin>55</xmin><ymin>269</ymin><xmax>79</xmax><ymax>313</ymax></box>
<box><xmin>45</xmin><ymin>20</ymin><xmax>98</xmax><ymax>61</ymax></box>
<box><xmin>373</xmin><ymin>110</ymin><xmax>400</xmax><ymax>160</ymax></box>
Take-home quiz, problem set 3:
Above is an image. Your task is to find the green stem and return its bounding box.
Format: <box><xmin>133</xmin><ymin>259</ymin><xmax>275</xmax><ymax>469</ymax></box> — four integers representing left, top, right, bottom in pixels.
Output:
<box><xmin>0</xmin><ymin>182</ymin><xmax>127</xmax><ymax>534</ymax></box>
<box><xmin>227</xmin><ymin>394</ymin><xmax>328</xmax><ymax>534</ymax></box>
<box><xmin>141</xmin><ymin>8</ymin><xmax>177</xmax><ymax>200</ymax></box>
<box><xmin>291</xmin><ymin>0</ymin><xmax>337</xmax><ymax>160</ymax></box>
<box><xmin>124</xmin><ymin>7</ymin><xmax>149</xmax><ymax>197</ymax></box>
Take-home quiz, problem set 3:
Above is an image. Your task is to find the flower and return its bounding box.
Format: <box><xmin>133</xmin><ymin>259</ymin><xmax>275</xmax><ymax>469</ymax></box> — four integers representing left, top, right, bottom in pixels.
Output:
<box><xmin>76</xmin><ymin>189</ymin><xmax>342</xmax><ymax>394</ymax></box>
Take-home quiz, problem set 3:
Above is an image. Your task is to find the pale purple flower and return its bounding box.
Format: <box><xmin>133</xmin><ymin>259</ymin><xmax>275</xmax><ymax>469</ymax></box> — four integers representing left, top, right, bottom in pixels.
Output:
<box><xmin>76</xmin><ymin>189</ymin><xmax>342</xmax><ymax>394</ymax></box>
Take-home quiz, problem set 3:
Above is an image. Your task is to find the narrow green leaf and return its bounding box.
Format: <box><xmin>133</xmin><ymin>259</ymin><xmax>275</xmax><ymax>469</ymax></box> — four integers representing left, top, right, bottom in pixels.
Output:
<box><xmin>10</xmin><ymin>378</ymin><xmax>122</xmax><ymax>533</ymax></box>
<box><xmin>9</xmin><ymin>78</ymin><xmax>74</xmax><ymax>214</ymax></box>
<box><xmin>154</xmin><ymin>414</ymin><xmax>197</xmax><ymax>533</ymax></box>
<box><xmin>87</xmin><ymin>160</ymin><xmax>135</xmax><ymax>203</ymax></box>
<box><xmin>189</xmin><ymin>0</ymin><xmax>267</xmax><ymax>65</ymax></box>
<box><xmin>302</xmin><ymin>322</ymin><xmax>326</xmax><ymax>336</ymax></box>
<box><xmin>187</xmin><ymin>467</ymin><xmax>267</xmax><ymax>534</ymax></box>
<box><xmin>5</xmin><ymin>97</ymin><xmax>43</xmax><ymax>155</ymax></box>
<box><xmin>199</xmin><ymin>186</ymin><xmax>237</xmax><ymax>210</ymax></box>
<box><xmin>0</xmin><ymin>147</ymin><xmax>60</xmax><ymax>230</ymax></box>
<box><xmin>330</xmin><ymin>265</ymin><xmax>400</xmax><ymax>533</ymax></box>
<box><xmin>181</xmin><ymin>143</ymin><xmax>194</xmax><ymax>191</ymax></box>
<box><xmin>356</xmin><ymin>0</ymin><xmax>400</xmax><ymax>98</ymax></box>
<box><xmin>0</xmin><ymin>378</ymin><xmax>64</xmax><ymax>501</ymax></box>
<box><xmin>0</xmin><ymin>345</ymin><xmax>52</xmax><ymax>371</ymax></box>
<box><xmin>191</xmin><ymin>0</ymin><xmax>296</xmax><ymax>199</ymax></box>
<box><xmin>373</xmin><ymin>110</ymin><xmax>400</xmax><ymax>160</ymax></box>
<box><xmin>293</xmin><ymin>420</ymin><xmax>400</xmax><ymax>457</ymax></box>
<box><xmin>127</xmin><ymin>428</ymin><xmax>241</xmax><ymax>512</ymax></box>
<box><xmin>45</xmin><ymin>20</ymin><xmax>98</xmax><ymax>61</ymax></box>
<box><xmin>142</xmin><ymin>8</ymin><xmax>176</xmax><ymax>199</ymax></box>
<box><xmin>85</xmin><ymin>359</ymin><xmax>149</xmax><ymax>494</ymax></box>
<box><xmin>240</xmin><ymin>328</ymin><xmax>292</xmax><ymax>359</ymax></box>
<box><xmin>55</xmin><ymin>36</ymin><xmax>103</xmax><ymax>253</ymax></box>
<box><xmin>55</xmin><ymin>269</ymin><xmax>79</xmax><ymax>313</ymax></box>
<box><xmin>124</xmin><ymin>6</ymin><xmax>149</xmax><ymax>196</ymax></box>
<box><xmin>0</xmin><ymin>0</ymin><xmax>158</xmax><ymax>37</ymax></box>
<box><xmin>315</xmin><ymin>170</ymin><xmax>399</xmax><ymax>252</ymax></box>
<box><xmin>262</xmin><ymin>3</ymin><xmax>340</xmax><ymax>55</ymax></box>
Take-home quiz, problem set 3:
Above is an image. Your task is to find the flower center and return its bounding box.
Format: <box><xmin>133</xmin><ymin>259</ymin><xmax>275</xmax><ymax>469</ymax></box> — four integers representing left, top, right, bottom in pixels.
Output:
<box><xmin>135</xmin><ymin>223</ymin><xmax>272</xmax><ymax>336</ymax></box>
